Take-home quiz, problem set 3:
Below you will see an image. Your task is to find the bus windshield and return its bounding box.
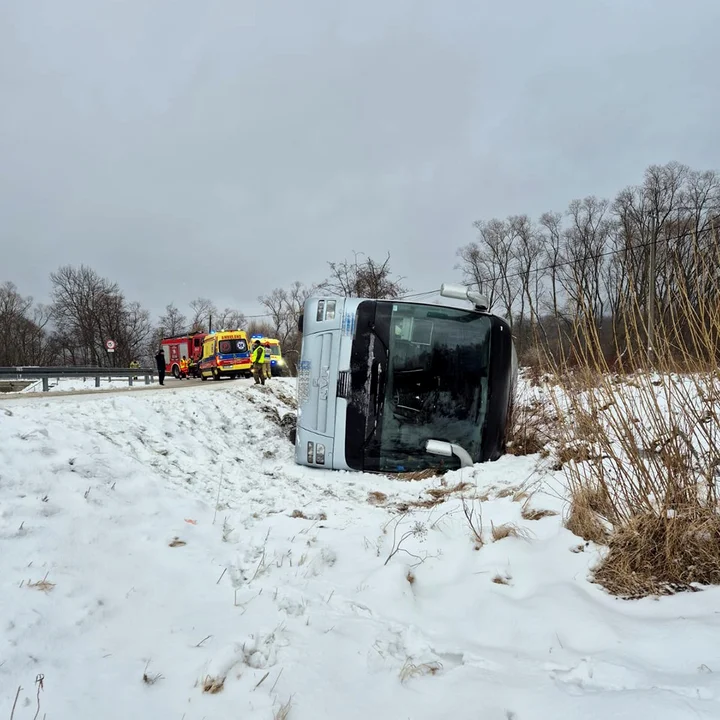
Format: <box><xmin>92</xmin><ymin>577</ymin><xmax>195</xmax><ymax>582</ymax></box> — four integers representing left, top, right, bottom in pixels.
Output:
<box><xmin>350</xmin><ymin>302</ymin><xmax>492</xmax><ymax>473</ymax></box>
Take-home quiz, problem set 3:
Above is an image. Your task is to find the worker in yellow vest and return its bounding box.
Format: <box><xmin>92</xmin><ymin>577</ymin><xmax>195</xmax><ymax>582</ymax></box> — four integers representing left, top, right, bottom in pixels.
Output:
<box><xmin>179</xmin><ymin>355</ymin><xmax>189</xmax><ymax>379</ymax></box>
<box><xmin>251</xmin><ymin>340</ymin><xmax>266</xmax><ymax>386</ymax></box>
<box><xmin>263</xmin><ymin>342</ymin><xmax>272</xmax><ymax>382</ymax></box>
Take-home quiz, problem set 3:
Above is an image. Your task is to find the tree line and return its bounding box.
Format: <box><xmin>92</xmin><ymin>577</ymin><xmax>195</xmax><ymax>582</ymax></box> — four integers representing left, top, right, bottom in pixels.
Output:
<box><xmin>3</xmin><ymin>161</ymin><xmax>716</xmax><ymax>371</ymax></box>
<box><xmin>0</xmin><ymin>252</ymin><xmax>406</xmax><ymax>372</ymax></box>
<box><xmin>457</xmin><ymin>161</ymin><xmax>720</xmax><ymax>365</ymax></box>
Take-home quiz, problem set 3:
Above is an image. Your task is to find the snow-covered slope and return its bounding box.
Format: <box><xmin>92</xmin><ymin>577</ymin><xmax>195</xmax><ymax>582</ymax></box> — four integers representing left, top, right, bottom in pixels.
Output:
<box><xmin>1</xmin><ymin>380</ymin><xmax>719</xmax><ymax>719</ymax></box>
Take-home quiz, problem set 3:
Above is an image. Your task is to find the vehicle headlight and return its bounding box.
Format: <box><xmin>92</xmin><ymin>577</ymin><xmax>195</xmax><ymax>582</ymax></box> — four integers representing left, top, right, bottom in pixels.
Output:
<box><xmin>277</xmin><ymin>358</ymin><xmax>285</xmax><ymax>365</ymax></box>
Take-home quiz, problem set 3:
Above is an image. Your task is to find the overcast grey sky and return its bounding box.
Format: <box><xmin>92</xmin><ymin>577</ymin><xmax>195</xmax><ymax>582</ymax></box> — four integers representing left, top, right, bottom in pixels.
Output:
<box><xmin>2</xmin><ymin>0</ymin><xmax>719</xmax><ymax>320</ymax></box>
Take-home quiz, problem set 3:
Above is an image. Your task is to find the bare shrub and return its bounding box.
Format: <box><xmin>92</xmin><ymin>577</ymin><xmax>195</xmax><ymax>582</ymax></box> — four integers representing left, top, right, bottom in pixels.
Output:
<box><xmin>506</xmin><ymin>398</ymin><xmax>555</xmax><ymax>456</ymax></box>
<box><xmin>461</xmin><ymin>497</ymin><xmax>484</xmax><ymax>549</ymax></box>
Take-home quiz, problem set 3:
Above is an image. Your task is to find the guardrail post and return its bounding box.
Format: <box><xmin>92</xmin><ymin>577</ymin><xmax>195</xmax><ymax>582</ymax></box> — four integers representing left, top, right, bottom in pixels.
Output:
<box><xmin>42</xmin><ymin>377</ymin><xmax>49</xmax><ymax>392</ymax></box>
<box><xmin>95</xmin><ymin>377</ymin><xmax>100</xmax><ymax>388</ymax></box>
<box><xmin>144</xmin><ymin>374</ymin><xmax>150</xmax><ymax>385</ymax></box>
<box><xmin>128</xmin><ymin>376</ymin><xmax>133</xmax><ymax>386</ymax></box>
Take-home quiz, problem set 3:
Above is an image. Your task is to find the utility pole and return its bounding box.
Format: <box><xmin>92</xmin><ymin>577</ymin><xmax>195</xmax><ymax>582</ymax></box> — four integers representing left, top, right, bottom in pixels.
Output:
<box><xmin>647</xmin><ymin>214</ymin><xmax>657</xmax><ymax>366</ymax></box>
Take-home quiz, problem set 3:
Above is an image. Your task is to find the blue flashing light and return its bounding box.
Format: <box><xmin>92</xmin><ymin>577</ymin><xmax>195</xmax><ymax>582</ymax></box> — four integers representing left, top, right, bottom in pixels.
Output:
<box><xmin>251</xmin><ymin>334</ymin><xmax>263</xmax><ymax>339</ymax></box>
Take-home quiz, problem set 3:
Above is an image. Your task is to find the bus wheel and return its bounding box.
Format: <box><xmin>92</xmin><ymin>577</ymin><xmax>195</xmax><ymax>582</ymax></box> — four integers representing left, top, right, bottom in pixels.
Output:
<box><xmin>172</xmin><ymin>365</ymin><xmax>180</xmax><ymax>379</ymax></box>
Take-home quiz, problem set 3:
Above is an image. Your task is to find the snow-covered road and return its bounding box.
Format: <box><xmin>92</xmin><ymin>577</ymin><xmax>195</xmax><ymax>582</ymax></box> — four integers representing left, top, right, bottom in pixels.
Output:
<box><xmin>1</xmin><ymin>380</ymin><xmax>719</xmax><ymax>719</ymax></box>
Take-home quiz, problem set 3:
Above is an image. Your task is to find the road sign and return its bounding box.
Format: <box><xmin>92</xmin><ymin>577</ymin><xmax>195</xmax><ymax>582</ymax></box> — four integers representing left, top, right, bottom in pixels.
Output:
<box><xmin>105</xmin><ymin>339</ymin><xmax>116</xmax><ymax>352</ymax></box>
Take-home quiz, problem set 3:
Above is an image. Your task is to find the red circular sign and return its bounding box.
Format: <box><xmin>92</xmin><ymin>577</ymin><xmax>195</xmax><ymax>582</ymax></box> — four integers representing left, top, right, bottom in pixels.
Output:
<box><xmin>105</xmin><ymin>339</ymin><xmax>116</xmax><ymax>350</ymax></box>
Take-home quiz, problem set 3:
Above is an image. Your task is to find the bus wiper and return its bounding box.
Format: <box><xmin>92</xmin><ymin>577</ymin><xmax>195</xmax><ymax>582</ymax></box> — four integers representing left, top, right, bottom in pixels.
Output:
<box><xmin>360</xmin><ymin>322</ymin><xmax>389</xmax><ymax>450</ymax></box>
<box><xmin>368</xmin><ymin>322</ymin><xmax>388</xmax><ymax>357</ymax></box>
<box><xmin>361</xmin><ymin>361</ymin><xmax>386</xmax><ymax>449</ymax></box>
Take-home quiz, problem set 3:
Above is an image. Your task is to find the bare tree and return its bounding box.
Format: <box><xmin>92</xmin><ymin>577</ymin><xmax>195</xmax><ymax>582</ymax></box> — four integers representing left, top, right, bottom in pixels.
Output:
<box><xmin>189</xmin><ymin>297</ymin><xmax>217</xmax><ymax>333</ymax></box>
<box><xmin>320</xmin><ymin>253</ymin><xmax>406</xmax><ymax>299</ymax></box>
<box><xmin>158</xmin><ymin>303</ymin><xmax>187</xmax><ymax>336</ymax></box>
<box><xmin>49</xmin><ymin>265</ymin><xmax>152</xmax><ymax>367</ymax></box>
<box><xmin>258</xmin><ymin>281</ymin><xmax>314</xmax><ymax>374</ymax></box>
<box><xmin>0</xmin><ymin>282</ymin><xmax>53</xmax><ymax>365</ymax></box>
<box><xmin>216</xmin><ymin>308</ymin><xmax>247</xmax><ymax>331</ymax></box>
<box><xmin>457</xmin><ymin>218</ymin><xmax>520</xmax><ymax>325</ymax></box>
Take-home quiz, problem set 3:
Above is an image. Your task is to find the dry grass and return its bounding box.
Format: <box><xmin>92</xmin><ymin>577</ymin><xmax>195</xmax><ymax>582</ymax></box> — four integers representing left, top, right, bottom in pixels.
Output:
<box><xmin>506</xmin><ymin>399</ymin><xmax>556</xmax><ymax>456</ymax></box>
<box><xmin>564</xmin><ymin>483</ymin><xmax>613</xmax><ymax>545</ymax></box>
<box><xmin>201</xmin><ymin>675</ymin><xmax>226</xmax><ymax>694</ymax></box>
<box><xmin>397</xmin><ymin>481</ymin><xmax>472</xmax><ymax>511</ymax></box>
<box><xmin>395</xmin><ymin>469</ymin><xmax>440</xmax><ymax>482</ymax></box>
<box><xmin>492</xmin><ymin>574</ymin><xmax>511</xmax><ymax>585</ymax></box>
<box><xmin>274</xmin><ymin>699</ymin><xmax>293</xmax><ymax>720</ymax></box>
<box><xmin>399</xmin><ymin>660</ymin><xmax>443</xmax><ymax>683</ymax></box>
<box><xmin>168</xmin><ymin>537</ymin><xmax>186</xmax><ymax>547</ymax></box>
<box><xmin>406</xmin><ymin>569</ymin><xmax>416</xmax><ymax>585</ymax></box>
<box><xmin>521</xmin><ymin>506</ymin><xmax>558</xmax><ymax>521</ymax></box>
<box><xmin>594</xmin><ymin>511</ymin><xmax>720</xmax><ymax>597</ymax></box>
<box><xmin>142</xmin><ymin>662</ymin><xmax>164</xmax><ymax>685</ymax></box>
<box><xmin>367</xmin><ymin>491</ymin><xmax>388</xmax><ymax>506</ymax></box>
<box><xmin>461</xmin><ymin>497</ymin><xmax>484</xmax><ymax>549</ymax></box>
<box><xmin>290</xmin><ymin>510</ymin><xmax>327</xmax><ymax>521</ymax></box>
<box><xmin>27</xmin><ymin>573</ymin><xmax>55</xmax><ymax>592</ymax></box>
<box><xmin>490</xmin><ymin>522</ymin><xmax>531</xmax><ymax>542</ymax></box>
<box><xmin>546</xmin><ymin>230</ymin><xmax>720</xmax><ymax>596</ymax></box>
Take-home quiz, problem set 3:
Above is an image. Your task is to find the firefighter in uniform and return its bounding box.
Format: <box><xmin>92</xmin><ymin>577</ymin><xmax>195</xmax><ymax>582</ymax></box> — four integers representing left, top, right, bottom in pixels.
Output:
<box><xmin>179</xmin><ymin>355</ymin><xmax>189</xmax><ymax>379</ymax></box>
<box><xmin>251</xmin><ymin>340</ymin><xmax>266</xmax><ymax>385</ymax></box>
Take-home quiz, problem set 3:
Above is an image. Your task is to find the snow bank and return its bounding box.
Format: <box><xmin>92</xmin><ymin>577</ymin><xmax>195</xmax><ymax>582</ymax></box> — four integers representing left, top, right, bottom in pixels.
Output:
<box><xmin>1</xmin><ymin>380</ymin><xmax>720</xmax><ymax>719</ymax></box>
<box><xmin>14</xmin><ymin>376</ymin><xmax>162</xmax><ymax>394</ymax></box>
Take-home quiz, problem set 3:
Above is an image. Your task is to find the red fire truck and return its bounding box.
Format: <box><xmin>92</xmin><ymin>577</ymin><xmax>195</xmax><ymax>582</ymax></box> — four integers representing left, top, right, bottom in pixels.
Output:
<box><xmin>160</xmin><ymin>332</ymin><xmax>207</xmax><ymax>378</ymax></box>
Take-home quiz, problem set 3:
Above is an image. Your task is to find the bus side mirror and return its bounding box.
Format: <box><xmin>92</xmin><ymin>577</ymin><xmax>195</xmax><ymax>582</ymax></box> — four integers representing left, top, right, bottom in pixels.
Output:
<box><xmin>425</xmin><ymin>439</ymin><xmax>473</xmax><ymax>468</ymax></box>
<box><xmin>298</xmin><ymin>313</ymin><xmax>304</xmax><ymax>334</ymax></box>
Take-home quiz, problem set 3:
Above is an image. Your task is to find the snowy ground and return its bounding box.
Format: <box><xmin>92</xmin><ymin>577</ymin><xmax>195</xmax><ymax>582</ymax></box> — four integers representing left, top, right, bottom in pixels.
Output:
<box><xmin>1</xmin><ymin>379</ymin><xmax>720</xmax><ymax>719</ymax></box>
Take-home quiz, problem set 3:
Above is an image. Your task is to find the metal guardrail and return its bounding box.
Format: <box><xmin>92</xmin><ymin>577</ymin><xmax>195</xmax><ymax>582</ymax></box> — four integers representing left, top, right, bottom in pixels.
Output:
<box><xmin>0</xmin><ymin>366</ymin><xmax>156</xmax><ymax>392</ymax></box>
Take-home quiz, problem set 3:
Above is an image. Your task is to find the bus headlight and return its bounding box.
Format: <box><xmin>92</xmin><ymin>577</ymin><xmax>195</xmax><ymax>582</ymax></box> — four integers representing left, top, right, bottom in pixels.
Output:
<box><xmin>315</xmin><ymin>444</ymin><xmax>326</xmax><ymax>465</ymax></box>
<box><xmin>307</xmin><ymin>441</ymin><xmax>315</xmax><ymax>464</ymax></box>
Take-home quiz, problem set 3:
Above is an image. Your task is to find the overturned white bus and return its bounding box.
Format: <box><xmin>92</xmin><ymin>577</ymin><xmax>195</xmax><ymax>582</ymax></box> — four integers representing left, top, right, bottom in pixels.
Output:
<box><xmin>294</xmin><ymin>284</ymin><xmax>517</xmax><ymax>473</ymax></box>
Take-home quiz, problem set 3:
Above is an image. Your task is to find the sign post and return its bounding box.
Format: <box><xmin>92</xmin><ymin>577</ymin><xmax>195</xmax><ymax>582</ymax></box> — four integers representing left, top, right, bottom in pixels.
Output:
<box><xmin>106</xmin><ymin>339</ymin><xmax>116</xmax><ymax>368</ymax></box>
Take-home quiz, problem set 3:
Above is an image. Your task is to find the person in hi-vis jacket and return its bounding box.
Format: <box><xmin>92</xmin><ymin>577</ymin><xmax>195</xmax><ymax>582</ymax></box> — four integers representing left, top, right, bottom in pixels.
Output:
<box><xmin>251</xmin><ymin>340</ymin><xmax>266</xmax><ymax>386</ymax></box>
